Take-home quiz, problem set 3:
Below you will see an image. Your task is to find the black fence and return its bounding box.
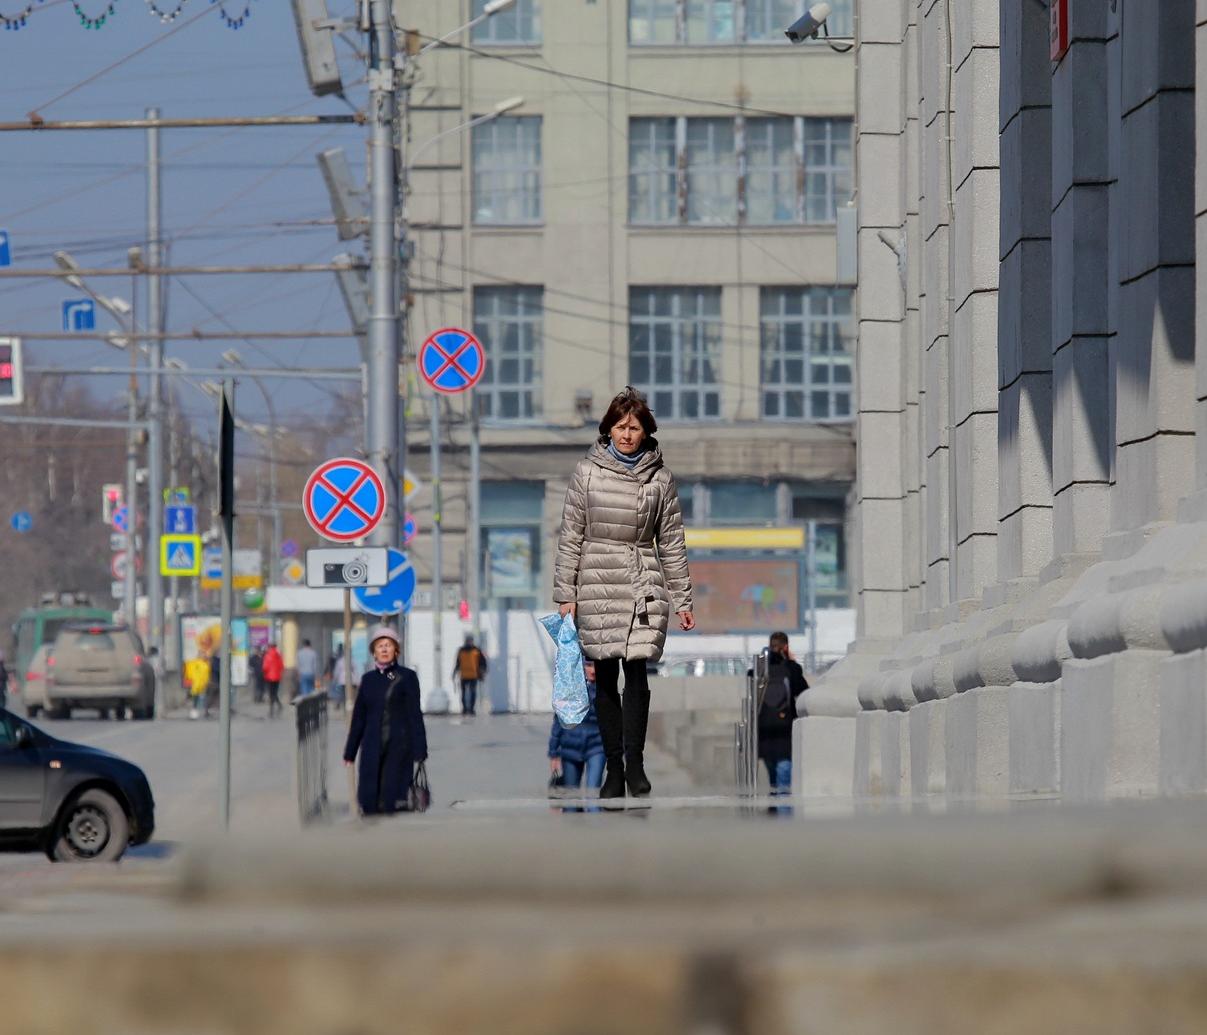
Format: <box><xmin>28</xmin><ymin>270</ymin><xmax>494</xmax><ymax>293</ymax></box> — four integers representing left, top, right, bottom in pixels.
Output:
<box><xmin>296</xmin><ymin>691</ymin><xmax>330</xmax><ymax>825</ymax></box>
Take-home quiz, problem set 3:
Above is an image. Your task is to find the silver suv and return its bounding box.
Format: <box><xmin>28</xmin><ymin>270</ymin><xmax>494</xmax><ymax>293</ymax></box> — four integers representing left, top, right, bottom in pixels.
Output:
<box><xmin>47</xmin><ymin>624</ymin><xmax>155</xmax><ymax>720</ymax></box>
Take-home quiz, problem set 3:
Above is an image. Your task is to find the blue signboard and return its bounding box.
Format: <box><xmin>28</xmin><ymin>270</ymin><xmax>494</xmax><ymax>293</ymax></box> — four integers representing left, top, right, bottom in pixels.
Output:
<box><xmin>10</xmin><ymin>511</ymin><xmax>31</xmax><ymax>533</ymax></box>
<box><xmin>112</xmin><ymin>505</ymin><xmax>130</xmax><ymax>533</ymax></box>
<box><xmin>354</xmin><ymin>549</ymin><xmax>415</xmax><ymax>617</ymax></box>
<box><xmin>203</xmin><ymin>546</ymin><xmax>223</xmax><ymax>581</ymax></box>
<box><xmin>62</xmin><ymin>299</ymin><xmax>96</xmax><ymax>332</ymax></box>
<box><xmin>418</xmin><ymin>327</ymin><xmax>486</xmax><ymax>395</ymax></box>
<box><xmin>0</xmin><ymin>230</ymin><xmax>10</xmax><ymax>268</ymax></box>
<box><xmin>164</xmin><ymin>504</ymin><xmax>196</xmax><ymax>535</ymax></box>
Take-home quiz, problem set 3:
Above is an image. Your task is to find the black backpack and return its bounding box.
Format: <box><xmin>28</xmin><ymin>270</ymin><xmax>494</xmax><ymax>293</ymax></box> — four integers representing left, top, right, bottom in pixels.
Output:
<box><xmin>757</xmin><ymin>656</ymin><xmax>796</xmax><ymax>736</ymax></box>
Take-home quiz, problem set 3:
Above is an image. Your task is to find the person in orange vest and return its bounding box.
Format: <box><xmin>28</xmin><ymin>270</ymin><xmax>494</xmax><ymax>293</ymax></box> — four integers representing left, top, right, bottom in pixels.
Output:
<box><xmin>451</xmin><ymin>635</ymin><xmax>488</xmax><ymax>717</ymax></box>
<box><xmin>262</xmin><ymin>642</ymin><xmax>285</xmax><ymax>718</ymax></box>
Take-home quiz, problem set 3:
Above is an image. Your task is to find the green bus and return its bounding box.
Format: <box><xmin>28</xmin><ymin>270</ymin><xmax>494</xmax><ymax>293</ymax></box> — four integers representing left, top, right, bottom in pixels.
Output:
<box><xmin>11</xmin><ymin>595</ymin><xmax>113</xmax><ymax>692</ymax></box>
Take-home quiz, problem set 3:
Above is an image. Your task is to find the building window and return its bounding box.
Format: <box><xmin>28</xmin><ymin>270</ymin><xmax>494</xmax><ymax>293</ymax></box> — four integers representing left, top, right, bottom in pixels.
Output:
<box><xmin>474</xmin><ymin>286</ymin><xmax>543</xmax><ymax>420</ymax></box>
<box><xmin>760</xmin><ymin>286</ymin><xmax>854</xmax><ymax>421</ymax></box>
<box><xmin>803</xmin><ymin>118</ymin><xmax>852</xmax><ymax>223</ymax></box>
<box><xmin>482</xmin><ymin>481</ymin><xmax>544</xmax><ymax>609</ymax></box>
<box><xmin>629</xmin><ymin>117</ymin><xmax>678</xmax><ymax>224</ymax></box>
<box><xmin>629</xmin><ymin>287</ymin><xmax>722</xmax><ymax>420</ymax></box>
<box><xmin>630</xmin><ymin>0</ymin><xmax>851</xmax><ymax>44</ymax></box>
<box><xmin>472</xmin><ymin>116</ymin><xmax>542</xmax><ymax>224</ymax></box>
<box><xmin>472</xmin><ymin>0</ymin><xmax>541</xmax><ymax>44</ymax></box>
<box><xmin>628</xmin><ymin>116</ymin><xmax>851</xmax><ymax>225</ymax></box>
<box><xmin>708</xmin><ymin>480</ymin><xmax>778</xmax><ymax>525</ymax></box>
<box><xmin>745</xmin><ymin>0</ymin><xmax>852</xmax><ymax>40</ymax></box>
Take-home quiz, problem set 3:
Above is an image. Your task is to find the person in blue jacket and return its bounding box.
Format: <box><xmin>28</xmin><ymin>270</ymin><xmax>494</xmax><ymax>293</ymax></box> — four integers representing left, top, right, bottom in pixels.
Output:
<box><xmin>548</xmin><ymin>658</ymin><xmax>606</xmax><ymax>791</ymax></box>
<box><xmin>343</xmin><ymin>626</ymin><xmax>428</xmax><ymax>815</ymax></box>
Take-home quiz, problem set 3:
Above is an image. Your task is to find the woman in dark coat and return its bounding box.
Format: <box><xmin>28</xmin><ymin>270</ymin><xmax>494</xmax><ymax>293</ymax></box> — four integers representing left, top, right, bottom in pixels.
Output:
<box><xmin>343</xmin><ymin>626</ymin><xmax>428</xmax><ymax>815</ymax></box>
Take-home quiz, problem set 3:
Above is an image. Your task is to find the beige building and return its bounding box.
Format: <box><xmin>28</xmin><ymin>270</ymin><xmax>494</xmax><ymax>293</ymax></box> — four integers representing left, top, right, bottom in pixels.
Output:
<box><xmin>398</xmin><ymin>0</ymin><xmax>856</xmax><ymax>634</ymax></box>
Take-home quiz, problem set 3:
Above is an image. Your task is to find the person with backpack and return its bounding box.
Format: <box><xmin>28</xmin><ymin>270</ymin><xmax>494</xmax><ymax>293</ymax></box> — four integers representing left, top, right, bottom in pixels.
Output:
<box><xmin>452</xmin><ymin>635</ymin><xmax>488</xmax><ymax>716</ymax></box>
<box><xmin>755</xmin><ymin>631</ymin><xmax>809</xmax><ymax>795</ymax></box>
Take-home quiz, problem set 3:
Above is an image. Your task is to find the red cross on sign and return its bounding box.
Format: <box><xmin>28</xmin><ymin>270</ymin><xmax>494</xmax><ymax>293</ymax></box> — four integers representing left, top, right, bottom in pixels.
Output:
<box><xmin>302</xmin><ymin>457</ymin><xmax>386</xmax><ymax>543</ymax></box>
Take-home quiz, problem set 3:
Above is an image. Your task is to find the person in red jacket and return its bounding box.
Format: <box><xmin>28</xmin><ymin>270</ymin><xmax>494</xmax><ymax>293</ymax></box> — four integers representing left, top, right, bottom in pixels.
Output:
<box><xmin>262</xmin><ymin>642</ymin><xmax>285</xmax><ymax>718</ymax></box>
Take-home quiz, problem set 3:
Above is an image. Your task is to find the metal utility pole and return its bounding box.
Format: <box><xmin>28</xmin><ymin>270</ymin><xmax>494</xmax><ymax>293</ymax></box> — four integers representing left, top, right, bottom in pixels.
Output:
<box><xmin>468</xmin><ymin>393</ymin><xmax>482</xmax><ymax>641</ymax></box>
<box><xmin>430</xmin><ymin>398</ymin><xmax>443</xmax><ymax>688</ymax></box>
<box><xmin>806</xmin><ymin>519</ymin><xmax>818</xmax><ymax>674</ymax></box>
<box><xmin>124</xmin><ymin>314</ymin><xmax>138</xmax><ymax>628</ymax></box>
<box><xmin>218</xmin><ymin>380</ymin><xmax>236</xmax><ymax>829</ymax></box>
<box><xmin>365</xmin><ymin>0</ymin><xmax>400</xmax><ymax>551</ymax></box>
<box><xmin>146</xmin><ymin>107</ymin><xmax>165</xmax><ymax>665</ymax></box>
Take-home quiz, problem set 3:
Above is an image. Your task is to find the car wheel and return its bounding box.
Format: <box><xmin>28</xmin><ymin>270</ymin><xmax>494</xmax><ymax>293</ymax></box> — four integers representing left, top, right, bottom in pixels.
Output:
<box><xmin>52</xmin><ymin>789</ymin><xmax>129</xmax><ymax>863</ymax></box>
<box><xmin>27</xmin><ymin>704</ymin><xmax>41</xmax><ymax>719</ymax></box>
<box><xmin>51</xmin><ymin>705</ymin><xmax>71</xmax><ymax>720</ymax></box>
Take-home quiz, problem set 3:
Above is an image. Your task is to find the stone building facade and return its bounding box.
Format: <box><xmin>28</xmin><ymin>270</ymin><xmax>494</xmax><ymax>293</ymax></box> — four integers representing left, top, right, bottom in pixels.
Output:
<box><xmin>798</xmin><ymin>0</ymin><xmax>1207</xmax><ymax>799</ymax></box>
<box><xmin>396</xmin><ymin>0</ymin><xmax>858</xmax><ymax>629</ymax></box>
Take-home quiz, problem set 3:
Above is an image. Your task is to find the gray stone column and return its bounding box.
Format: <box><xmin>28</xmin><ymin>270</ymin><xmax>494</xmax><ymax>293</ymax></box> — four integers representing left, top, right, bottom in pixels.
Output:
<box><xmin>1048</xmin><ymin>5</ymin><xmax>1116</xmax><ymax>558</ymax></box>
<box><xmin>997</xmin><ymin>0</ymin><xmax>1052</xmax><ymax>579</ymax></box>
<box><xmin>948</xmin><ymin>0</ymin><xmax>1001</xmax><ymax>602</ymax></box>
<box><xmin>854</xmin><ymin>0</ymin><xmax>910</xmax><ymax>639</ymax></box>
<box><xmin>917</xmin><ymin>0</ymin><xmax>952</xmax><ymax>612</ymax></box>
<box><xmin>1111</xmin><ymin>3</ymin><xmax>1196</xmax><ymax>532</ymax></box>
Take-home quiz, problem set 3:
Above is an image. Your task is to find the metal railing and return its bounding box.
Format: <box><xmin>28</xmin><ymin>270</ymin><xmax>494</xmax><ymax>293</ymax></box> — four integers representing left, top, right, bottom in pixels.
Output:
<box><xmin>296</xmin><ymin>691</ymin><xmax>330</xmax><ymax>826</ymax></box>
<box><xmin>735</xmin><ymin>648</ymin><xmax>767</xmax><ymax>796</ymax></box>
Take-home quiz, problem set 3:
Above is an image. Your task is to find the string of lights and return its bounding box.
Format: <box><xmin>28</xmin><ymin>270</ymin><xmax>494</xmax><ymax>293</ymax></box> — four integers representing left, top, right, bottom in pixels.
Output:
<box><xmin>4</xmin><ymin>0</ymin><xmax>253</xmax><ymax>28</ymax></box>
<box><xmin>1</xmin><ymin>0</ymin><xmax>43</xmax><ymax>31</ymax></box>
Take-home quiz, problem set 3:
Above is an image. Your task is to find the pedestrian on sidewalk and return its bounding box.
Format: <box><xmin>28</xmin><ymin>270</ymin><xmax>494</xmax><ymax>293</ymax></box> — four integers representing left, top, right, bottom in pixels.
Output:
<box><xmin>548</xmin><ymin>658</ymin><xmax>605</xmax><ymax>792</ymax></box>
<box><xmin>328</xmin><ymin>643</ymin><xmax>346</xmax><ymax>711</ymax></box>
<box><xmin>185</xmin><ymin>651</ymin><xmax>210</xmax><ymax>721</ymax></box>
<box><xmin>249</xmin><ymin>645</ymin><xmax>265</xmax><ymax>704</ymax></box>
<box><xmin>262</xmin><ymin>641</ymin><xmax>284</xmax><ymax>718</ymax></box>
<box><xmin>343</xmin><ymin>626</ymin><xmax>428</xmax><ymax>816</ymax></box>
<box><xmin>452</xmin><ymin>635</ymin><xmax>488</xmax><ymax>716</ymax></box>
<box><xmin>554</xmin><ymin>386</ymin><xmax>695</xmax><ymax>800</ymax></box>
<box><xmin>297</xmin><ymin>638</ymin><xmax>318</xmax><ymax>697</ymax></box>
<box><xmin>754</xmin><ymin>632</ymin><xmax>809</xmax><ymax>795</ymax></box>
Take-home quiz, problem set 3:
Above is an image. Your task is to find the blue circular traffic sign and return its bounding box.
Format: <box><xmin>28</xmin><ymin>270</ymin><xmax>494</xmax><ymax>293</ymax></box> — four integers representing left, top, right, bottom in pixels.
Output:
<box><xmin>418</xmin><ymin>327</ymin><xmax>486</xmax><ymax>395</ymax></box>
<box><xmin>10</xmin><ymin>511</ymin><xmax>31</xmax><ymax>533</ymax></box>
<box><xmin>354</xmin><ymin>548</ymin><xmax>415</xmax><ymax>617</ymax></box>
<box><xmin>112</xmin><ymin>506</ymin><xmax>130</xmax><ymax>533</ymax></box>
<box><xmin>303</xmin><ymin>457</ymin><xmax>386</xmax><ymax>543</ymax></box>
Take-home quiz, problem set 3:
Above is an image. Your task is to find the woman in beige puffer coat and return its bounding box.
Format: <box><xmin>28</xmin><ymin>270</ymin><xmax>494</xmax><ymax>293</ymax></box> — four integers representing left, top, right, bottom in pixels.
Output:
<box><xmin>554</xmin><ymin>387</ymin><xmax>694</xmax><ymax>799</ymax></box>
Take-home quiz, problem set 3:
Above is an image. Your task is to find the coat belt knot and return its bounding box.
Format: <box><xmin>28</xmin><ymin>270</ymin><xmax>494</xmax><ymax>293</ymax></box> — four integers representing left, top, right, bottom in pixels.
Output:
<box><xmin>586</xmin><ymin>537</ymin><xmax>656</xmax><ymax>616</ymax></box>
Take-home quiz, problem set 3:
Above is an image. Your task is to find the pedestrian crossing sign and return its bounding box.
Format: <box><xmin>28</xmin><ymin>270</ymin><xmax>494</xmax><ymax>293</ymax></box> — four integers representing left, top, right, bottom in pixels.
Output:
<box><xmin>160</xmin><ymin>533</ymin><xmax>202</xmax><ymax>576</ymax></box>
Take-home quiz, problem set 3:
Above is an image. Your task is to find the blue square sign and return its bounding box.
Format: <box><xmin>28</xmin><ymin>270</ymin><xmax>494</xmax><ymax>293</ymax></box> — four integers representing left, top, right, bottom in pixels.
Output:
<box><xmin>62</xmin><ymin>299</ymin><xmax>95</xmax><ymax>332</ymax></box>
<box><xmin>0</xmin><ymin>230</ymin><xmax>10</xmax><ymax>268</ymax></box>
<box><xmin>164</xmin><ymin>504</ymin><xmax>196</xmax><ymax>535</ymax></box>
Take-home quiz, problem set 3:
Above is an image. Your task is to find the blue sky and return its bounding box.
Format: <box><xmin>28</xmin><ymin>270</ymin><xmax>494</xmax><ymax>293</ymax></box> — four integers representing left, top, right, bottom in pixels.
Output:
<box><xmin>0</xmin><ymin>0</ymin><xmax>366</xmax><ymax>426</ymax></box>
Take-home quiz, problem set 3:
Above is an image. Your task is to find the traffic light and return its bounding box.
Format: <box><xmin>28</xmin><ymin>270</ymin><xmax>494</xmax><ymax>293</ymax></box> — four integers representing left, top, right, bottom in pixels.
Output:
<box><xmin>0</xmin><ymin>337</ymin><xmax>23</xmax><ymax>406</ymax></box>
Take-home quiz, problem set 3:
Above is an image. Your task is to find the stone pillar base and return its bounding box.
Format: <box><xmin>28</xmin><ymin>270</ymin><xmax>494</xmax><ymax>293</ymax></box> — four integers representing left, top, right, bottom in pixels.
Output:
<box><xmin>909</xmin><ymin>699</ymin><xmax>947</xmax><ymax>797</ymax></box>
<box><xmin>946</xmin><ymin>688</ymin><xmax>1010</xmax><ymax>800</ymax></box>
<box><xmin>1159</xmin><ymin>648</ymin><xmax>1207</xmax><ymax>796</ymax></box>
<box><xmin>1062</xmin><ymin>651</ymin><xmax>1165</xmax><ymax>800</ymax></box>
<box><xmin>854</xmin><ymin>711</ymin><xmax>888</xmax><ymax>797</ymax></box>
<box><xmin>1008</xmin><ymin>680</ymin><xmax>1062</xmax><ymax>795</ymax></box>
<box><xmin>793</xmin><ymin>716</ymin><xmax>857</xmax><ymax>798</ymax></box>
<box><xmin>881</xmin><ymin>712</ymin><xmax>911</xmax><ymax>797</ymax></box>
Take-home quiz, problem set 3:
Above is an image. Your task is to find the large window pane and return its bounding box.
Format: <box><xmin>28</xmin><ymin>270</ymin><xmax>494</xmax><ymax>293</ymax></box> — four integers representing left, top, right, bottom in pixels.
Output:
<box><xmin>629</xmin><ymin>0</ymin><xmax>678</xmax><ymax>42</ymax></box>
<box><xmin>685</xmin><ymin>118</ymin><xmax>736</xmax><ymax>224</ymax></box>
<box><xmin>629</xmin><ymin>117</ymin><xmax>677</xmax><ymax>223</ymax></box>
<box><xmin>472</xmin><ymin>0</ymin><xmax>541</xmax><ymax>43</ymax></box>
<box><xmin>760</xmin><ymin>286</ymin><xmax>854</xmax><ymax>421</ymax></box>
<box><xmin>473</xmin><ymin>116</ymin><xmax>542</xmax><ymax>225</ymax></box>
<box><xmin>474</xmin><ymin>286</ymin><xmax>543</xmax><ymax>421</ymax></box>
<box><xmin>629</xmin><ymin>287</ymin><xmax>723</xmax><ymax>421</ymax></box>
<box><xmin>685</xmin><ymin>0</ymin><xmax>736</xmax><ymax>42</ymax></box>
<box><xmin>745</xmin><ymin>117</ymin><xmax>796</xmax><ymax>223</ymax></box>
<box><xmin>709</xmin><ymin>481</ymin><xmax>778</xmax><ymax>524</ymax></box>
<box><xmin>802</xmin><ymin>117</ymin><xmax>852</xmax><ymax>224</ymax></box>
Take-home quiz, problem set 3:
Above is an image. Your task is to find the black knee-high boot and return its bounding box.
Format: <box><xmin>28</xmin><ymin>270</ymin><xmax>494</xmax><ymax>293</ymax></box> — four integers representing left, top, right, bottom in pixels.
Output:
<box><xmin>594</xmin><ymin>658</ymin><xmax>626</xmax><ymax>798</ymax></box>
<box><xmin>622</xmin><ymin>659</ymin><xmax>652</xmax><ymax>797</ymax></box>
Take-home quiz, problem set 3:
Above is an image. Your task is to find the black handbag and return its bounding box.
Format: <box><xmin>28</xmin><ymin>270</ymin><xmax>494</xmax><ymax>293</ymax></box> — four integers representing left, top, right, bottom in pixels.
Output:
<box><xmin>547</xmin><ymin>770</ymin><xmax>565</xmax><ymax>796</ymax></box>
<box><xmin>408</xmin><ymin>761</ymin><xmax>431</xmax><ymax>813</ymax></box>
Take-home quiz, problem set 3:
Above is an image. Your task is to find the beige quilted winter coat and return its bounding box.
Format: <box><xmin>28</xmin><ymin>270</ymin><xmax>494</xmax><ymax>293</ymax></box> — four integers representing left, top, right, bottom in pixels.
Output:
<box><xmin>554</xmin><ymin>440</ymin><xmax>693</xmax><ymax>662</ymax></box>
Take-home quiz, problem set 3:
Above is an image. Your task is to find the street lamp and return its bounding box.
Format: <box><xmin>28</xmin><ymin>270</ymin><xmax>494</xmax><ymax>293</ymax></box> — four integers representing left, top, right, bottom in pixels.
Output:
<box><xmin>417</xmin><ymin>0</ymin><xmax>517</xmax><ymax>55</ymax></box>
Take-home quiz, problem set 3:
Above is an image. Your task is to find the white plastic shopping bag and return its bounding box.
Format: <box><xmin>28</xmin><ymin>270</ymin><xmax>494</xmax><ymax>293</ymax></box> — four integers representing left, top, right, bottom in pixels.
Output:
<box><xmin>539</xmin><ymin>612</ymin><xmax>590</xmax><ymax>728</ymax></box>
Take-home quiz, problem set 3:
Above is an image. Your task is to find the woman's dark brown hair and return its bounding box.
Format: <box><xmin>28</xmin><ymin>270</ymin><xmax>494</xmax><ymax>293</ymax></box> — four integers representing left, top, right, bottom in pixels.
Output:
<box><xmin>598</xmin><ymin>386</ymin><xmax>657</xmax><ymax>442</ymax></box>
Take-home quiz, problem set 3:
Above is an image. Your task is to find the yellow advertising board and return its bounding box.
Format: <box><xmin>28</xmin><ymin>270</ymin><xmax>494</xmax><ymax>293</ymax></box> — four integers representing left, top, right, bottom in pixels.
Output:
<box><xmin>683</xmin><ymin>527</ymin><xmax>806</xmax><ymax>551</ymax></box>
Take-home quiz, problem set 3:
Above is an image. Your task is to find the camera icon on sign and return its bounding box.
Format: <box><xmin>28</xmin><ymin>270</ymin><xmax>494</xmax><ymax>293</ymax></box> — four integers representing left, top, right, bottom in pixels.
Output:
<box><xmin>324</xmin><ymin>555</ymin><xmax>369</xmax><ymax>586</ymax></box>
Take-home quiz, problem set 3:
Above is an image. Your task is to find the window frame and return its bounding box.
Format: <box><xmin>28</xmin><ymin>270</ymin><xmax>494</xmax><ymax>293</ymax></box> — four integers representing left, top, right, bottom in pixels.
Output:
<box><xmin>473</xmin><ymin>285</ymin><xmax>545</xmax><ymax>423</ymax></box>
<box><xmin>471</xmin><ymin>115</ymin><xmax>543</xmax><ymax>226</ymax></box>
<box><xmin>628</xmin><ymin>286</ymin><xmax>723</xmax><ymax>422</ymax></box>
<box><xmin>759</xmin><ymin>286</ymin><xmax>854</xmax><ymax>423</ymax></box>
<box><xmin>628</xmin><ymin>115</ymin><xmax>851</xmax><ymax>226</ymax></box>
<box><xmin>629</xmin><ymin>0</ymin><xmax>852</xmax><ymax>45</ymax></box>
<box><xmin>471</xmin><ymin>0</ymin><xmax>542</xmax><ymax>45</ymax></box>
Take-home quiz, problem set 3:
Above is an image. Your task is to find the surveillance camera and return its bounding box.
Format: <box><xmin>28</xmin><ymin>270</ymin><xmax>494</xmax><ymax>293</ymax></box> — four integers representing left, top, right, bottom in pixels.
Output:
<box><xmin>785</xmin><ymin>2</ymin><xmax>831</xmax><ymax>43</ymax></box>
